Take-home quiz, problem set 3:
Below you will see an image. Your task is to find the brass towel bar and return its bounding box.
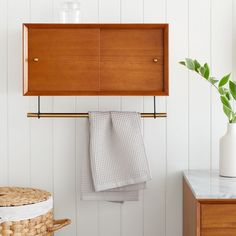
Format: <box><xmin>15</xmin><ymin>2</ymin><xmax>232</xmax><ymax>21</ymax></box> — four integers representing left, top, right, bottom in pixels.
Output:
<box><xmin>27</xmin><ymin>112</ymin><xmax>167</xmax><ymax>118</ymax></box>
<box><xmin>27</xmin><ymin>96</ymin><xmax>167</xmax><ymax>119</ymax></box>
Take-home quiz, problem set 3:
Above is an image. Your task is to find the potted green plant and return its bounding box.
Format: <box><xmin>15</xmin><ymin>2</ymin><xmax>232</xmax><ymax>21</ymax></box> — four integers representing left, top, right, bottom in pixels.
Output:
<box><xmin>180</xmin><ymin>58</ymin><xmax>236</xmax><ymax>177</ymax></box>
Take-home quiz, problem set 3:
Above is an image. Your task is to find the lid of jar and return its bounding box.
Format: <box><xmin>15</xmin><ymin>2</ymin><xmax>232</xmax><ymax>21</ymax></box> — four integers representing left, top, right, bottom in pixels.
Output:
<box><xmin>62</xmin><ymin>1</ymin><xmax>80</xmax><ymax>10</ymax></box>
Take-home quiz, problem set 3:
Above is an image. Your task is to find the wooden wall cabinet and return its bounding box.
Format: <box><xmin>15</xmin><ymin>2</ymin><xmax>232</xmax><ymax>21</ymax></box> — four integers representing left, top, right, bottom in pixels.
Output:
<box><xmin>23</xmin><ymin>24</ymin><xmax>168</xmax><ymax>96</ymax></box>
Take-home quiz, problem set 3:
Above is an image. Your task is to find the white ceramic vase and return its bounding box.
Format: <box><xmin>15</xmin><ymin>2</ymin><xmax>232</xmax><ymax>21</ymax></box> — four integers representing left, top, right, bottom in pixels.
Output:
<box><xmin>220</xmin><ymin>123</ymin><xmax>236</xmax><ymax>177</ymax></box>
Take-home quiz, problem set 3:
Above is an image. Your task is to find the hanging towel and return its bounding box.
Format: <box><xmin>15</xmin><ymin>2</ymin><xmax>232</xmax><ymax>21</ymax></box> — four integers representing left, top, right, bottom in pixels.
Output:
<box><xmin>89</xmin><ymin>111</ymin><xmax>151</xmax><ymax>192</ymax></box>
<box><xmin>80</xmin><ymin>117</ymin><xmax>142</xmax><ymax>201</ymax></box>
<box><xmin>81</xmin><ymin>144</ymin><xmax>141</xmax><ymax>201</ymax></box>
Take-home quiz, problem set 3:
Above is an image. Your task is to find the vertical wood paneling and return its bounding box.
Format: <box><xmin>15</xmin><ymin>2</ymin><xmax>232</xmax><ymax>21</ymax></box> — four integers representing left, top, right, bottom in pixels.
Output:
<box><xmin>7</xmin><ymin>0</ymin><xmax>30</xmax><ymax>186</ymax></box>
<box><xmin>211</xmin><ymin>0</ymin><xmax>233</xmax><ymax>169</ymax></box>
<box><xmin>188</xmin><ymin>0</ymin><xmax>211</xmax><ymax>169</ymax></box>
<box><xmin>99</xmin><ymin>0</ymin><xmax>120</xmax><ymax>22</ymax></box>
<box><xmin>0</xmin><ymin>0</ymin><xmax>8</xmax><ymax>186</ymax></box>
<box><xmin>121</xmin><ymin>0</ymin><xmax>143</xmax><ymax>23</ymax></box>
<box><xmin>121</xmin><ymin>97</ymin><xmax>144</xmax><ymax>236</ymax></box>
<box><xmin>144</xmin><ymin>0</ymin><xmax>166</xmax><ymax>23</ymax></box>
<box><xmin>143</xmin><ymin>1</ymin><xmax>167</xmax><ymax>235</ymax></box>
<box><xmin>30</xmin><ymin>0</ymin><xmax>53</xmax><ymax>23</ymax></box>
<box><xmin>53</xmin><ymin>97</ymin><xmax>77</xmax><ymax>236</ymax></box>
<box><xmin>143</xmin><ymin>116</ymin><xmax>166</xmax><ymax>236</ymax></box>
<box><xmin>29</xmin><ymin>0</ymin><xmax>54</xmax><ymax>194</ymax></box>
<box><xmin>166</xmin><ymin>1</ymin><xmax>189</xmax><ymax>236</ymax></box>
<box><xmin>233</xmin><ymin>0</ymin><xmax>236</xmax><ymax>82</ymax></box>
<box><xmin>0</xmin><ymin>1</ymin><xmax>234</xmax><ymax>236</ymax></box>
<box><xmin>76</xmin><ymin>97</ymin><xmax>99</xmax><ymax>236</ymax></box>
<box><xmin>80</xmin><ymin>0</ymin><xmax>99</xmax><ymax>23</ymax></box>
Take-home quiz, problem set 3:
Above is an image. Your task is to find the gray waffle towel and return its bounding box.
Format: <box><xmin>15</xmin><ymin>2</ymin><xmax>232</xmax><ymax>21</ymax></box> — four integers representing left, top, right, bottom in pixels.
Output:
<box><xmin>81</xmin><ymin>111</ymin><xmax>151</xmax><ymax>201</ymax></box>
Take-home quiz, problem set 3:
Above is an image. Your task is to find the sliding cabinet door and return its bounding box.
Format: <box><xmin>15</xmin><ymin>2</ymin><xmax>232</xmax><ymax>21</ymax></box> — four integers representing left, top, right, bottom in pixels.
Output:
<box><xmin>100</xmin><ymin>28</ymin><xmax>165</xmax><ymax>95</ymax></box>
<box><xmin>25</xmin><ymin>28</ymin><xmax>100</xmax><ymax>95</ymax></box>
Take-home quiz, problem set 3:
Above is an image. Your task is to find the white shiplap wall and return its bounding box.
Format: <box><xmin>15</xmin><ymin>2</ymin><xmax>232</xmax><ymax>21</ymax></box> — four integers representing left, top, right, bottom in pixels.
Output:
<box><xmin>0</xmin><ymin>0</ymin><xmax>234</xmax><ymax>235</ymax></box>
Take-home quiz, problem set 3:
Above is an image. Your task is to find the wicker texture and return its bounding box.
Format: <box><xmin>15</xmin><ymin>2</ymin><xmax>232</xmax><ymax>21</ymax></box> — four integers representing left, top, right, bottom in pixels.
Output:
<box><xmin>0</xmin><ymin>210</ymin><xmax>53</xmax><ymax>236</ymax></box>
<box><xmin>0</xmin><ymin>187</ymin><xmax>51</xmax><ymax>207</ymax></box>
<box><xmin>0</xmin><ymin>187</ymin><xmax>70</xmax><ymax>236</ymax></box>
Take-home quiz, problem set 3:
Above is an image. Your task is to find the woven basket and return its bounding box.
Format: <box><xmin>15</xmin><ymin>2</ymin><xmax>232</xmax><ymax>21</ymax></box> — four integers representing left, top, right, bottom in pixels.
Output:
<box><xmin>0</xmin><ymin>187</ymin><xmax>71</xmax><ymax>236</ymax></box>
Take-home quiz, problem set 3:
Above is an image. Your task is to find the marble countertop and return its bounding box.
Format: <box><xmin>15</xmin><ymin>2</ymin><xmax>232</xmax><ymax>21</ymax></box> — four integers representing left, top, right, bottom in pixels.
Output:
<box><xmin>183</xmin><ymin>170</ymin><xmax>236</xmax><ymax>199</ymax></box>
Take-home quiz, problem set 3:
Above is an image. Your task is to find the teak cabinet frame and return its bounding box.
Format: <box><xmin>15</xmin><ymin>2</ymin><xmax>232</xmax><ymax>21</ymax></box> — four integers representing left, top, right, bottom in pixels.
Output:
<box><xmin>23</xmin><ymin>24</ymin><xmax>168</xmax><ymax>96</ymax></box>
<box><xmin>184</xmin><ymin>178</ymin><xmax>236</xmax><ymax>236</ymax></box>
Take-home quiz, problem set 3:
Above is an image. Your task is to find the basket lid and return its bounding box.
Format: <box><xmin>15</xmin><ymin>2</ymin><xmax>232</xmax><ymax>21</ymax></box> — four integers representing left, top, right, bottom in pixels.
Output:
<box><xmin>0</xmin><ymin>187</ymin><xmax>51</xmax><ymax>207</ymax></box>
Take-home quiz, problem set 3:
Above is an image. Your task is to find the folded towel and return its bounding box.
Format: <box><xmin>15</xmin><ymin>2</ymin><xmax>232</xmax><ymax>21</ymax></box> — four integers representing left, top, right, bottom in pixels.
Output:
<box><xmin>80</xmin><ymin>111</ymin><xmax>151</xmax><ymax>202</ymax></box>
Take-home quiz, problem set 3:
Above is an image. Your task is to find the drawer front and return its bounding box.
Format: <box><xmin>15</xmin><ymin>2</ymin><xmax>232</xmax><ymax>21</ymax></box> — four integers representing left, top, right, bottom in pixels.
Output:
<box><xmin>201</xmin><ymin>204</ymin><xmax>236</xmax><ymax>235</ymax></box>
<box><xmin>201</xmin><ymin>229</ymin><xmax>236</xmax><ymax>236</ymax></box>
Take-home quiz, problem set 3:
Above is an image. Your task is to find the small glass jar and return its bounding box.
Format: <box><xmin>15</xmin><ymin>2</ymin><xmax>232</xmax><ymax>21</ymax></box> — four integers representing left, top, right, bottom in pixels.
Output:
<box><xmin>60</xmin><ymin>1</ymin><xmax>80</xmax><ymax>23</ymax></box>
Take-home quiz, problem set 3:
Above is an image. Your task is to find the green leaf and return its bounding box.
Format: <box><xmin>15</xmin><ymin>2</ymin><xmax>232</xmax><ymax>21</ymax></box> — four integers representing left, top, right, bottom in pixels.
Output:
<box><xmin>223</xmin><ymin>105</ymin><xmax>233</xmax><ymax>122</ymax></box>
<box><xmin>231</xmin><ymin>113</ymin><xmax>236</xmax><ymax>123</ymax></box>
<box><xmin>209</xmin><ymin>77</ymin><xmax>218</xmax><ymax>85</ymax></box>
<box><xmin>185</xmin><ymin>58</ymin><xmax>195</xmax><ymax>71</ymax></box>
<box><xmin>229</xmin><ymin>80</ymin><xmax>236</xmax><ymax>100</ymax></box>
<box><xmin>218</xmin><ymin>73</ymin><xmax>231</xmax><ymax>88</ymax></box>
<box><xmin>221</xmin><ymin>95</ymin><xmax>232</xmax><ymax>110</ymax></box>
<box><xmin>199</xmin><ymin>66</ymin><xmax>206</xmax><ymax>78</ymax></box>
<box><xmin>219</xmin><ymin>87</ymin><xmax>226</xmax><ymax>95</ymax></box>
<box><xmin>194</xmin><ymin>59</ymin><xmax>201</xmax><ymax>72</ymax></box>
<box><xmin>179</xmin><ymin>61</ymin><xmax>186</xmax><ymax>66</ymax></box>
<box><xmin>203</xmin><ymin>63</ymin><xmax>210</xmax><ymax>79</ymax></box>
<box><xmin>226</xmin><ymin>91</ymin><xmax>231</xmax><ymax>100</ymax></box>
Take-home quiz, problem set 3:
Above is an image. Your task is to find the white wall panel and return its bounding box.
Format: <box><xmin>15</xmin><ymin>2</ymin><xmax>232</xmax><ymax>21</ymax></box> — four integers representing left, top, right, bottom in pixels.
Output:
<box><xmin>7</xmin><ymin>0</ymin><xmax>30</xmax><ymax>186</ymax></box>
<box><xmin>166</xmin><ymin>0</ymin><xmax>189</xmax><ymax>236</ymax></box>
<box><xmin>76</xmin><ymin>98</ymin><xmax>99</xmax><ymax>236</ymax></box>
<box><xmin>211</xmin><ymin>0</ymin><xmax>233</xmax><ymax>169</ymax></box>
<box><xmin>188</xmin><ymin>0</ymin><xmax>211</xmax><ymax>169</ymax></box>
<box><xmin>121</xmin><ymin>0</ymin><xmax>143</xmax><ymax>23</ymax></box>
<box><xmin>119</xmin><ymin>1</ymin><xmax>145</xmax><ymax>236</ymax></box>
<box><xmin>76</xmin><ymin>1</ymin><xmax>100</xmax><ymax>235</ymax></box>
<box><xmin>52</xmin><ymin>2</ymin><xmax>77</xmax><ymax>236</ymax></box>
<box><xmin>53</xmin><ymin>97</ymin><xmax>77</xmax><ymax>236</ymax></box>
<box><xmin>80</xmin><ymin>0</ymin><xmax>99</xmax><ymax>23</ymax></box>
<box><xmin>98</xmin><ymin>2</ymin><xmax>122</xmax><ymax>236</ymax></box>
<box><xmin>143</xmin><ymin>0</ymin><xmax>167</xmax><ymax>236</ymax></box>
<box><xmin>0</xmin><ymin>0</ymin><xmax>8</xmax><ymax>186</ymax></box>
<box><xmin>29</xmin><ymin>0</ymin><xmax>54</xmax><ymax>196</ymax></box>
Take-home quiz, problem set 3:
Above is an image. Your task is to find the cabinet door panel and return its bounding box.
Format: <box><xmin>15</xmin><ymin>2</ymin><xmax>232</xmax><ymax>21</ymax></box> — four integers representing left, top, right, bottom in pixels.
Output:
<box><xmin>100</xmin><ymin>29</ymin><xmax>164</xmax><ymax>95</ymax></box>
<box><xmin>201</xmin><ymin>204</ymin><xmax>236</xmax><ymax>228</ymax></box>
<box><xmin>27</xmin><ymin>28</ymin><xmax>100</xmax><ymax>95</ymax></box>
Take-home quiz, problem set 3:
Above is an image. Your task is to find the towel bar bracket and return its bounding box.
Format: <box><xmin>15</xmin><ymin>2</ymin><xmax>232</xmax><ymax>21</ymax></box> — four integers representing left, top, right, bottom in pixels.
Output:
<box><xmin>153</xmin><ymin>96</ymin><xmax>156</xmax><ymax>119</ymax></box>
<box><xmin>37</xmin><ymin>96</ymin><xmax>41</xmax><ymax>119</ymax></box>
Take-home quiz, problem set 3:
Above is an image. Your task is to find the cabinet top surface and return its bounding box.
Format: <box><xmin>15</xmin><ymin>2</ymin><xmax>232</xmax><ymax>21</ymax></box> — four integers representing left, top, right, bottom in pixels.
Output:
<box><xmin>184</xmin><ymin>170</ymin><xmax>236</xmax><ymax>199</ymax></box>
<box><xmin>23</xmin><ymin>23</ymin><xmax>168</xmax><ymax>29</ymax></box>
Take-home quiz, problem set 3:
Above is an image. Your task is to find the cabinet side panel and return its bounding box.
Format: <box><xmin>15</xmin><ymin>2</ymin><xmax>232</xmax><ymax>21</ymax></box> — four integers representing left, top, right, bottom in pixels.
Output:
<box><xmin>183</xmin><ymin>179</ymin><xmax>200</xmax><ymax>236</ymax></box>
<box><xmin>23</xmin><ymin>25</ymin><xmax>28</xmax><ymax>95</ymax></box>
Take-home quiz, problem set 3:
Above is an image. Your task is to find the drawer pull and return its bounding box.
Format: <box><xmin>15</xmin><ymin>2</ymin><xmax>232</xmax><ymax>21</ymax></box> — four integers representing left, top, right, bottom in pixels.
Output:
<box><xmin>33</xmin><ymin>58</ymin><xmax>39</xmax><ymax>62</ymax></box>
<box><xmin>153</xmin><ymin>58</ymin><xmax>158</xmax><ymax>63</ymax></box>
